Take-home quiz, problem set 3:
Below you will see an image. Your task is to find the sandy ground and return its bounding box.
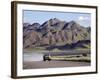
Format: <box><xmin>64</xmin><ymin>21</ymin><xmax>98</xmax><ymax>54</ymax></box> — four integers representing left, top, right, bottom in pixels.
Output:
<box><xmin>23</xmin><ymin>61</ymin><xmax>90</xmax><ymax>69</ymax></box>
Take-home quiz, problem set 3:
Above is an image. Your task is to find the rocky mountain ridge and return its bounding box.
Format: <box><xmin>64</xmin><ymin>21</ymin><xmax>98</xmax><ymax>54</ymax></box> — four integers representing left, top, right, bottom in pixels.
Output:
<box><xmin>23</xmin><ymin>18</ymin><xmax>90</xmax><ymax>50</ymax></box>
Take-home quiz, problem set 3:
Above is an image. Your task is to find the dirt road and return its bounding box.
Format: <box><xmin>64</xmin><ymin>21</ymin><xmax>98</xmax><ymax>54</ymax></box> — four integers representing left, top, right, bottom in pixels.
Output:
<box><xmin>23</xmin><ymin>61</ymin><xmax>90</xmax><ymax>69</ymax></box>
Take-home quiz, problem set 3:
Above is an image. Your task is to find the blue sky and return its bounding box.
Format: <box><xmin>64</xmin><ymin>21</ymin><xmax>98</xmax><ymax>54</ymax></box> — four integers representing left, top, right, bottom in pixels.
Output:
<box><xmin>23</xmin><ymin>10</ymin><xmax>91</xmax><ymax>27</ymax></box>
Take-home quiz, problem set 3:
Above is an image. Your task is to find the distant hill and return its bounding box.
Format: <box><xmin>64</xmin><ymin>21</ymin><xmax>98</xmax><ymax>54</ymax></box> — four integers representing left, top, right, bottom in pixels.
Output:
<box><xmin>23</xmin><ymin>18</ymin><xmax>91</xmax><ymax>50</ymax></box>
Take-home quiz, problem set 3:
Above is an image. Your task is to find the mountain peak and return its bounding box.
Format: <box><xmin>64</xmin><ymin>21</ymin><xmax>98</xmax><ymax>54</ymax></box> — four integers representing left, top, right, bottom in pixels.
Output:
<box><xmin>23</xmin><ymin>23</ymin><xmax>30</xmax><ymax>27</ymax></box>
<box><xmin>49</xmin><ymin>18</ymin><xmax>60</xmax><ymax>23</ymax></box>
<box><xmin>53</xmin><ymin>18</ymin><xmax>60</xmax><ymax>21</ymax></box>
<box><xmin>32</xmin><ymin>23</ymin><xmax>40</xmax><ymax>26</ymax></box>
<box><xmin>69</xmin><ymin>20</ymin><xmax>79</xmax><ymax>25</ymax></box>
<box><xmin>67</xmin><ymin>20</ymin><xmax>80</xmax><ymax>29</ymax></box>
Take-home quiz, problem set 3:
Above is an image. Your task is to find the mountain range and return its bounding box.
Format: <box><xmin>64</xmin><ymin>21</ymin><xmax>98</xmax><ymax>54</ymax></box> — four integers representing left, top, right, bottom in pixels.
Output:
<box><xmin>23</xmin><ymin>18</ymin><xmax>91</xmax><ymax>50</ymax></box>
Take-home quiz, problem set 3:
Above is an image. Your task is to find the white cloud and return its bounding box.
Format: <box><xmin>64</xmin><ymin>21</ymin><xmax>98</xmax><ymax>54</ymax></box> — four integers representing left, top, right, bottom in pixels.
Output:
<box><xmin>78</xmin><ymin>16</ymin><xmax>89</xmax><ymax>21</ymax></box>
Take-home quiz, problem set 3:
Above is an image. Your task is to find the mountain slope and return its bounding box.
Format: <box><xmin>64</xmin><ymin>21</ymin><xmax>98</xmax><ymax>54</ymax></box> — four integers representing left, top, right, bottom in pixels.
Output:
<box><xmin>23</xmin><ymin>18</ymin><xmax>90</xmax><ymax>50</ymax></box>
